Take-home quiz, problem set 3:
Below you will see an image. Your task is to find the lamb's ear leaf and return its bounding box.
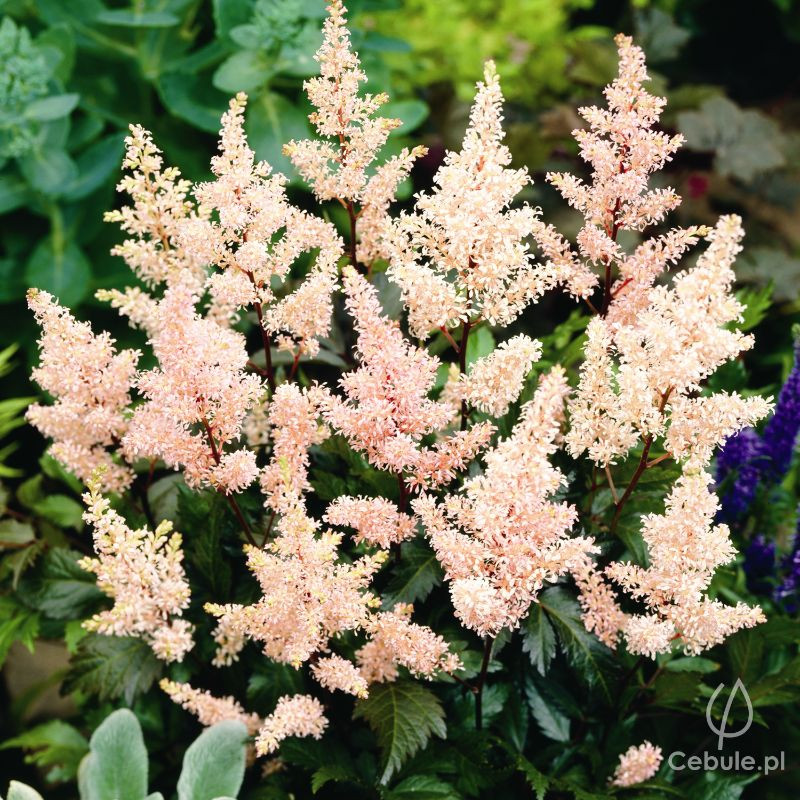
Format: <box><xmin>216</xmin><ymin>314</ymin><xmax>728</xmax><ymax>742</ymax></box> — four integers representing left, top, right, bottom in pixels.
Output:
<box><xmin>7</xmin><ymin>781</ymin><xmax>46</xmax><ymax>800</ymax></box>
<box><xmin>177</xmin><ymin>721</ymin><xmax>248</xmax><ymax>800</ymax></box>
<box><xmin>80</xmin><ymin>709</ymin><xmax>148</xmax><ymax>800</ymax></box>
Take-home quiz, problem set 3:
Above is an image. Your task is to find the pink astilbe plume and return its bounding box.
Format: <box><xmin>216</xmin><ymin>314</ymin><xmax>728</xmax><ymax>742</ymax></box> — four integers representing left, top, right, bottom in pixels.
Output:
<box><xmin>611</xmin><ymin>742</ymin><xmax>663</xmax><ymax>787</ymax></box>
<box><xmin>160</xmin><ymin>679</ymin><xmax>261</xmax><ymax>734</ymax></box>
<box><xmin>532</xmin><ymin>34</ymin><xmax>691</xmax><ymax>314</ymax></box>
<box><xmin>324</xmin><ymin>495</ymin><xmax>416</xmax><ymax>549</ymax></box>
<box><xmin>98</xmin><ymin>125</ymin><xmax>208</xmax><ymax>332</ymax></box>
<box><xmin>255</xmin><ymin>695</ymin><xmax>328</xmax><ymax>756</ymax></box>
<box><xmin>386</xmin><ymin>62</ymin><xmax>585</xmax><ymax>338</ymax></box>
<box><xmin>179</xmin><ymin>93</ymin><xmax>342</xmax><ymax>355</ymax></box>
<box><xmin>457</xmin><ymin>334</ymin><xmax>542</xmax><ymax>417</ymax></box>
<box><xmin>205</xmin><ymin>503</ymin><xmax>385</xmax><ymax>668</ymax></box>
<box><xmin>314</xmin><ymin>266</ymin><xmax>494</xmax><ymax>487</ymax></box>
<box><xmin>122</xmin><ymin>279</ymin><xmax>262</xmax><ymax>494</ymax></box>
<box><xmin>260</xmin><ymin>383</ymin><xmax>329</xmax><ymax>514</ymax></box>
<box><xmin>284</xmin><ymin>1</ymin><xmax>425</xmax><ymax>269</ymax></box>
<box><xmin>26</xmin><ymin>290</ymin><xmax>139</xmax><ymax>493</ymax></box>
<box><xmin>311</xmin><ymin>653</ymin><xmax>368</xmax><ymax>698</ymax></box>
<box><xmin>414</xmin><ymin>368</ymin><xmax>596</xmax><ymax>636</ymax></box>
<box><xmin>606</xmin><ymin>471</ymin><xmax>765</xmax><ymax>656</ymax></box>
<box><xmin>357</xmin><ymin>603</ymin><xmax>461</xmax><ymax>684</ymax></box>
<box><xmin>79</xmin><ymin>475</ymin><xmax>193</xmax><ymax>662</ymax></box>
<box><xmin>557</xmin><ymin>53</ymin><xmax>772</xmax><ymax>656</ymax></box>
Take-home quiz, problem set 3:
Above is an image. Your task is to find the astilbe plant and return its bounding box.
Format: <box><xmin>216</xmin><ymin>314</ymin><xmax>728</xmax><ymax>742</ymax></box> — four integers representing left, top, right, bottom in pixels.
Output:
<box><xmin>22</xmin><ymin>2</ymin><xmax>774</xmax><ymax>794</ymax></box>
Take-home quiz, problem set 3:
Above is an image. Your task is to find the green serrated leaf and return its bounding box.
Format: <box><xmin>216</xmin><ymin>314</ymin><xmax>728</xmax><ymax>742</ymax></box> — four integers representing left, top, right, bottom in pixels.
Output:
<box><xmin>381</xmin><ymin>540</ymin><xmax>442</xmax><ymax>608</ymax></box>
<box><xmin>524</xmin><ymin>678</ymin><xmax>570</xmax><ymax>742</ymax></box>
<box><xmin>385</xmin><ymin>775</ymin><xmax>461</xmax><ymax>799</ymax></box>
<box><xmin>353</xmin><ymin>680</ymin><xmax>446</xmax><ymax>784</ymax></box>
<box><xmin>522</xmin><ymin>602</ymin><xmax>557</xmax><ymax>675</ymax></box>
<box><xmin>62</xmin><ymin>635</ymin><xmax>161</xmax><ymax>704</ymax></box>
<box><xmin>177</xmin><ymin>721</ymin><xmax>247</xmax><ymax>800</ymax></box>
<box><xmin>538</xmin><ymin>586</ymin><xmax>618</xmax><ymax>703</ymax></box>
<box><xmin>517</xmin><ymin>755</ymin><xmax>550</xmax><ymax>800</ymax></box>
<box><xmin>17</xmin><ymin>548</ymin><xmax>101</xmax><ymax>619</ymax></box>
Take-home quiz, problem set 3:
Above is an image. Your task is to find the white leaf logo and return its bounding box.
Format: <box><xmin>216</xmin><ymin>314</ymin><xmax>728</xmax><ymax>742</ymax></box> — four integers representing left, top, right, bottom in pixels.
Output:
<box><xmin>706</xmin><ymin>677</ymin><xmax>753</xmax><ymax>749</ymax></box>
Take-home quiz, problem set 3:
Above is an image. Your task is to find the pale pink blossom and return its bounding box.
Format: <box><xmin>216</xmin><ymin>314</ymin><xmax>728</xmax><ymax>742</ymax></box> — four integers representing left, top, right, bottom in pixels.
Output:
<box><xmin>415</xmin><ymin>368</ymin><xmax>596</xmax><ymax>636</ymax></box>
<box><xmin>606</xmin><ymin>470</ymin><xmax>765</xmax><ymax>656</ymax></box>
<box><xmin>324</xmin><ymin>496</ymin><xmax>416</xmax><ymax>549</ymax></box>
<box><xmin>386</xmin><ymin>62</ymin><xmax>571</xmax><ymax>337</ymax></box>
<box><xmin>284</xmin><ymin>1</ymin><xmax>406</xmax><ymax>208</ymax></box>
<box><xmin>79</xmin><ymin>475</ymin><xmax>193</xmax><ymax>662</ymax></box>
<box><xmin>26</xmin><ymin>290</ymin><xmax>139</xmax><ymax>493</ymax></box>
<box><xmin>611</xmin><ymin>741</ymin><xmax>663</xmax><ymax>787</ymax></box>
<box><xmin>122</xmin><ymin>279</ymin><xmax>262</xmax><ymax>494</ymax></box>
<box><xmin>260</xmin><ymin>384</ymin><xmax>328</xmax><ymax>514</ymax></box>
<box><xmin>358</xmin><ymin>603</ymin><xmax>461</xmax><ymax>682</ymax></box>
<box><xmin>459</xmin><ymin>334</ymin><xmax>542</xmax><ymax>416</ymax></box>
<box><xmin>311</xmin><ymin>654</ymin><xmax>368</xmax><ymax>698</ymax></box>
<box><xmin>315</xmin><ymin>267</ymin><xmax>493</xmax><ymax>487</ymax></box>
<box><xmin>255</xmin><ymin>695</ymin><xmax>328</xmax><ymax>756</ymax></box>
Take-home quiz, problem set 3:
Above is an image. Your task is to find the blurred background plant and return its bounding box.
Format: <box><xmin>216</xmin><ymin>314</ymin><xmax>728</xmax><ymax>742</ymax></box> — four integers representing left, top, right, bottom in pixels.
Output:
<box><xmin>1</xmin><ymin>0</ymin><xmax>800</xmax><ymax>798</ymax></box>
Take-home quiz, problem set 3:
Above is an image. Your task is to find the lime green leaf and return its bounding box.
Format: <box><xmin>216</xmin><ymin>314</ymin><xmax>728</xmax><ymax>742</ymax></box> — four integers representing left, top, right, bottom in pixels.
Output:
<box><xmin>177</xmin><ymin>721</ymin><xmax>248</xmax><ymax>800</ymax></box>
<box><xmin>18</xmin><ymin>147</ymin><xmax>78</xmax><ymax>195</ymax></box>
<box><xmin>1</xmin><ymin>720</ymin><xmax>88</xmax><ymax>783</ymax></box>
<box><xmin>80</xmin><ymin>709</ymin><xmax>148</xmax><ymax>800</ymax></box>
<box><xmin>33</xmin><ymin>494</ymin><xmax>84</xmax><ymax>529</ymax></box>
<box><xmin>95</xmin><ymin>9</ymin><xmax>179</xmax><ymax>27</ymax></box>
<box><xmin>158</xmin><ymin>73</ymin><xmax>229</xmax><ymax>134</ymax></box>
<box><xmin>0</xmin><ymin>597</ymin><xmax>40</xmax><ymax>667</ymax></box>
<box><xmin>213</xmin><ymin>51</ymin><xmax>271</xmax><ymax>93</ymax></box>
<box><xmin>517</xmin><ymin>756</ymin><xmax>549</xmax><ymax>800</ymax></box>
<box><xmin>0</xmin><ymin>519</ymin><xmax>35</xmax><ymax>548</ymax></box>
<box><xmin>383</xmin><ymin>100</ymin><xmax>428</xmax><ymax>134</ymax></box>
<box><xmin>465</xmin><ymin>326</ymin><xmax>495</xmax><ymax>366</ymax></box>
<box><xmin>24</xmin><ymin>94</ymin><xmax>79</xmax><ymax>122</ymax></box>
<box><xmin>665</xmin><ymin>656</ymin><xmax>720</xmax><ymax>674</ymax></box>
<box><xmin>735</xmin><ymin>283</ymin><xmax>772</xmax><ymax>332</ymax></box>
<box><xmin>385</xmin><ymin>775</ymin><xmax>461</xmax><ymax>799</ymax></box>
<box><xmin>62</xmin><ymin>133</ymin><xmax>125</xmax><ymax>201</ymax></box>
<box><xmin>25</xmin><ymin>238</ymin><xmax>91</xmax><ymax>308</ymax></box>
<box><xmin>62</xmin><ymin>634</ymin><xmax>161</xmax><ymax>704</ymax></box>
<box><xmin>245</xmin><ymin>91</ymin><xmax>312</xmax><ymax>178</ymax></box>
<box><xmin>353</xmin><ymin>680</ymin><xmax>446</xmax><ymax>783</ymax></box>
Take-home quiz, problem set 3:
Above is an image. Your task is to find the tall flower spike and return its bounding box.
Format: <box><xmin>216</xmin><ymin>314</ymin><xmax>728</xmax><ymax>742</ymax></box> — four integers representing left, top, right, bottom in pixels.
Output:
<box><xmin>284</xmin><ymin>1</ymin><xmax>424</xmax><ymax>268</ymax></box>
<box><xmin>606</xmin><ymin>470</ymin><xmax>765</xmax><ymax>656</ymax></box>
<box><xmin>99</xmin><ymin>125</ymin><xmax>208</xmax><ymax>333</ymax></box>
<box><xmin>386</xmin><ymin>61</ymin><xmax>578</xmax><ymax>338</ymax></box>
<box><xmin>179</xmin><ymin>93</ymin><xmax>342</xmax><ymax>355</ymax></box>
<box><xmin>568</xmin><ymin>217</ymin><xmax>772</xmax><ymax>470</ymax></box>
<box><xmin>122</xmin><ymin>279</ymin><xmax>263</xmax><ymax>494</ymax></box>
<box><xmin>80</xmin><ymin>475</ymin><xmax>193</xmax><ymax>662</ymax></box>
<box><xmin>26</xmin><ymin>290</ymin><xmax>139</xmax><ymax>493</ymax></box>
<box><xmin>314</xmin><ymin>266</ymin><xmax>493</xmax><ymax>487</ymax></box>
<box><xmin>414</xmin><ymin>368</ymin><xmax>596</xmax><ymax>636</ymax></box>
<box><xmin>533</xmin><ymin>34</ymin><xmax>703</xmax><ymax>317</ymax></box>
